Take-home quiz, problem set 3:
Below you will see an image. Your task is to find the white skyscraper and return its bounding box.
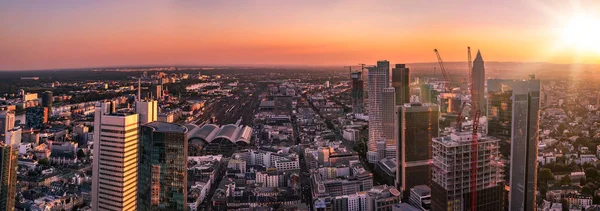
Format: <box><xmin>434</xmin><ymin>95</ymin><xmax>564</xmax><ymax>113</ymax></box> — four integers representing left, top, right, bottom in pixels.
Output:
<box><xmin>382</xmin><ymin>87</ymin><xmax>396</xmax><ymax>145</ymax></box>
<box><xmin>367</xmin><ymin>60</ymin><xmax>390</xmax><ymax>163</ymax></box>
<box><xmin>0</xmin><ymin>110</ymin><xmax>15</xmax><ymax>137</ymax></box>
<box><xmin>135</xmin><ymin>100</ymin><xmax>158</xmax><ymax>124</ymax></box>
<box><xmin>92</xmin><ymin>102</ymin><xmax>139</xmax><ymax>211</ymax></box>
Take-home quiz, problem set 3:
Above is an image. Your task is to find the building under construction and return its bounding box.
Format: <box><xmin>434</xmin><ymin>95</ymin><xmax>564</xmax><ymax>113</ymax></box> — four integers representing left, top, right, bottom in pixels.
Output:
<box><xmin>430</xmin><ymin>130</ymin><xmax>505</xmax><ymax>211</ymax></box>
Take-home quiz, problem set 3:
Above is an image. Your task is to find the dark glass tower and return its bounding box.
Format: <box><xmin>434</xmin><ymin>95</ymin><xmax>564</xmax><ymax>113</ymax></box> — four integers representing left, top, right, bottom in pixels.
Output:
<box><xmin>392</xmin><ymin>64</ymin><xmax>410</xmax><ymax>105</ymax></box>
<box><xmin>487</xmin><ymin>78</ymin><xmax>540</xmax><ymax>211</ymax></box>
<box><xmin>25</xmin><ymin>107</ymin><xmax>47</xmax><ymax>130</ymax></box>
<box><xmin>41</xmin><ymin>91</ymin><xmax>53</xmax><ymax>115</ymax></box>
<box><xmin>351</xmin><ymin>71</ymin><xmax>364</xmax><ymax>114</ymax></box>
<box><xmin>139</xmin><ymin>122</ymin><xmax>188</xmax><ymax>211</ymax></box>
<box><xmin>396</xmin><ymin>103</ymin><xmax>439</xmax><ymax>198</ymax></box>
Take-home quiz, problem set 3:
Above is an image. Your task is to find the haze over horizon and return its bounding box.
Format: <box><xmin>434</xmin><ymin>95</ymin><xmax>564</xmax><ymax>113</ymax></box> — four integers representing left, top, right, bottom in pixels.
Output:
<box><xmin>2</xmin><ymin>0</ymin><xmax>600</xmax><ymax>70</ymax></box>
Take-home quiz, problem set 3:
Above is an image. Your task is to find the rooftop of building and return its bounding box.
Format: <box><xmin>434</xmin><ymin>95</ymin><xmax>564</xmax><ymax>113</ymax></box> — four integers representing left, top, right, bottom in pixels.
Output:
<box><xmin>433</xmin><ymin>130</ymin><xmax>499</xmax><ymax>146</ymax></box>
<box><xmin>410</xmin><ymin>185</ymin><xmax>431</xmax><ymax>197</ymax></box>
<box><xmin>392</xmin><ymin>203</ymin><xmax>421</xmax><ymax>211</ymax></box>
<box><xmin>144</xmin><ymin>121</ymin><xmax>187</xmax><ymax>133</ymax></box>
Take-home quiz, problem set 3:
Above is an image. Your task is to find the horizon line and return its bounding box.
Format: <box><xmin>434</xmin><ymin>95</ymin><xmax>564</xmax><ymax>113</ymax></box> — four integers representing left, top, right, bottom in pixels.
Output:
<box><xmin>1</xmin><ymin>60</ymin><xmax>598</xmax><ymax>72</ymax></box>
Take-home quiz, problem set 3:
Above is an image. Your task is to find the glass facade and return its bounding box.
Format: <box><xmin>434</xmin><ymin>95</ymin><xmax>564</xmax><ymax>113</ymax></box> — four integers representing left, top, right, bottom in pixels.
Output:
<box><xmin>140</xmin><ymin>122</ymin><xmax>188</xmax><ymax>211</ymax></box>
<box><xmin>351</xmin><ymin>72</ymin><xmax>364</xmax><ymax>114</ymax></box>
<box><xmin>487</xmin><ymin>79</ymin><xmax>540</xmax><ymax>211</ymax></box>
<box><xmin>396</xmin><ymin>103</ymin><xmax>439</xmax><ymax>196</ymax></box>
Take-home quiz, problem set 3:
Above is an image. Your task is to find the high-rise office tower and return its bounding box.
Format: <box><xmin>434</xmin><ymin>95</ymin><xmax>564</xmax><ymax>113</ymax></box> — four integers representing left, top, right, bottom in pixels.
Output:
<box><xmin>382</xmin><ymin>87</ymin><xmax>396</xmax><ymax>144</ymax></box>
<box><xmin>487</xmin><ymin>78</ymin><xmax>540</xmax><ymax>211</ymax></box>
<box><xmin>471</xmin><ymin>50</ymin><xmax>486</xmax><ymax>112</ymax></box>
<box><xmin>420</xmin><ymin>84</ymin><xmax>432</xmax><ymax>103</ymax></box>
<box><xmin>351</xmin><ymin>72</ymin><xmax>364</xmax><ymax>114</ymax></box>
<box><xmin>431</xmin><ymin>131</ymin><xmax>505</xmax><ymax>211</ymax></box>
<box><xmin>135</xmin><ymin>100</ymin><xmax>158</xmax><ymax>124</ymax></box>
<box><xmin>139</xmin><ymin>122</ymin><xmax>188</xmax><ymax>210</ymax></box>
<box><xmin>395</xmin><ymin>103</ymin><xmax>439</xmax><ymax>196</ymax></box>
<box><xmin>0</xmin><ymin>144</ymin><xmax>17</xmax><ymax>211</ymax></box>
<box><xmin>367</xmin><ymin>60</ymin><xmax>390</xmax><ymax>163</ymax></box>
<box><xmin>152</xmin><ymin>84</ymin><xmax>163</xmax><ymax>100</ymax></box>
<box><xmin>4</xmin><ymin>128</ymin><xmax>21</xmax><ymax>148</ymax></box>
<box><xmin>25</xmin><ymin>107</ymin><xmax>47</xmax><ymax>130</ymax></box>
<box><xmin>392</xmin><ymin>64</ymin><xmax>410</xmax><ymax>105</ymax></box>
<box><xmin>41</xmin><ymin>91</ymin><xmax>53</xmax><ymax>116</ymax></box>
<box><xmin>92</xmin><ymin>102</ymin><xmax>139</xmax><ymax>211</ymax></box>
<box><xmin>0</xmin><ymin>111</ymin><xmax>15</xmax><ymax>137</ymax></box>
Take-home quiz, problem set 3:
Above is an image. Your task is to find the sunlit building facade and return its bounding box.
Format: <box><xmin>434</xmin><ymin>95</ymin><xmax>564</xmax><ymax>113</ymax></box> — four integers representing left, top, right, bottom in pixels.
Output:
<box><xmin>382</xmin><ymin>87</ymin><xmax>396</xmax><ymax>144</ymax></box>
<box><xmin>0</xmin><ymin>144</ymin><xmax>17</xmax><ymax>211</ymax></box>
<box><xmin>92</xmin><ymin>102</ymin><xmax>139</xmax><ymax>211</ymax></box>
<box><xmin>367</xmin><ymin>60</ymin><xmax>390</xmax><ymax>163</ymax></box>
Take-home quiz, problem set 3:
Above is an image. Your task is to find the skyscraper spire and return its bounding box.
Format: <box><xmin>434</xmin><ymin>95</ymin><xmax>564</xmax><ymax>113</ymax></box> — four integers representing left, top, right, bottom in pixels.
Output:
<box><xmin>471</xmin><ymin>49</ymin><xmax>485</xmax><ymax>113</ymax></box>
<box><xmin>474</xmin><ymin>50</ymin><xmax>483</xmax><ymax>61</ymax></box>
<box><xmin>137</xmin><ymin>78</ymin><xmax>141</xmax><ymax>102</ymax></box>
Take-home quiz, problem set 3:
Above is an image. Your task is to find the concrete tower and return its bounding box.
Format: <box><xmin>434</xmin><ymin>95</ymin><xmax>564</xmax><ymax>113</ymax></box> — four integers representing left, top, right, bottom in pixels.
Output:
<box><xmin>92</xmin><ymin>102</ymin><xmax>139</xmax><ymax>211</ymax></box>
<box><xmin>431</xmin><ymin>131</ymin><xmax>505</xmax><ymax>211</ymax></box>
<box><xmin>135</xmin><ymin>100</ymin><xmax>158</xmax><ymax>124</ymax></box>
<box><xmin>382</xmin><ymin>87</ymin><xmax>396</xmax><ymax>144</ymax></box>
<box><xmin>0</xmin><ymin>111</ymin><xmax>15</xmax><ymax>137</ymax></box>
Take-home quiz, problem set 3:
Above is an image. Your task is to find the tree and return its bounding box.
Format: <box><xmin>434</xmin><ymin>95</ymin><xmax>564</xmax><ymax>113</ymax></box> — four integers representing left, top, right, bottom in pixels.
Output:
<box><xmin>560</xmin><ymin>198</ymin><xmax>569</xmax><ymax>211</ymax></box>
<box><xmin>38</xmin><ymin>158</ymin><xmax>49</xmax><ymax>166</ymax></box>
<box><xmin>558</xmin><ymin>123</ymin><xmax>567</xmax><ymax>134</ymax></box>
<box><xmin>559</xmin><ymin>175</ymin><xmax>572</xmax><ymax>186</ymax></box>
<box><xmin>585</xmin><ymin>168</ymin><xmax>600</xmax><ymax>180</ymax></box>
<box><xmin>77</xmin><ymin>149</ymin><xmax>86</xmax><ymax>160</ymax></box>
<box><xmin>539</xmin><ymin>168</ymin><xmax>554</xmax><ymax>183</ymax></box>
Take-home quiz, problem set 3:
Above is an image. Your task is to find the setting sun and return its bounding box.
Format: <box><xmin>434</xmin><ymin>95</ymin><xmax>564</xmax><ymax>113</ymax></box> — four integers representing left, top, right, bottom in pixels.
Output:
<box><xmin>560</xmin><ymin>14</ymin><xmax>600</xmax><ymax>54</ymax></box>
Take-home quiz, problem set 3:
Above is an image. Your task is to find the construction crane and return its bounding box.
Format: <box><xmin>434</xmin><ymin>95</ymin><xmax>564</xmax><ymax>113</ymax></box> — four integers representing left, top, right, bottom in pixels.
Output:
<box><xmin>433</xmin><ymin>49</ymin><xmax>450</xmax><ymax>82</ymax></box>
<box><xmin>359</xmin><ymin>63</ymin><xmax>373</xmax><ymax>73</ymax></box>
<box><xmin>344</xmin><ymin>65</ymin><xmax>354</xmax><ymax>74</ymax></box>
<box><xmin>455</xmin><ymin>102</ymin><xmax>481</xmax><ymax>211</ymax></box>
<box><xmin>455</xmin><ymin>102</ymin><xmax>467</xmax><ymax>130</ymax></box>
<box><xmin>470</xmin><ymin>109</ymin><xmax>481</xmax><ymax>211</ymax></box>
<box><xmin>468</xmin><ymin>46</ymin><xmax>473</xmax><ymax>86</ymax></box>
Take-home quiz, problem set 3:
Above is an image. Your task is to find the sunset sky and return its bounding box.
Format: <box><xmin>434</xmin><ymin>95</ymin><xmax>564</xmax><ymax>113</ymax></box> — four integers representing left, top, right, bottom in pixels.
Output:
<box><xmin>1</xmin><ymin>0</ymin><xmax>599</xmax><ymax>70</ymax></box>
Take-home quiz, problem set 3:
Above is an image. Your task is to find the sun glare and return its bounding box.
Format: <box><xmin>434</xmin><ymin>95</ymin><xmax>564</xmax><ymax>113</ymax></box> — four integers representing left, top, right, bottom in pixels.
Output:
<box><xmin>560</xmin><ymin>14</ymin><xmax>600</xmax><ymax>53</ymax></box>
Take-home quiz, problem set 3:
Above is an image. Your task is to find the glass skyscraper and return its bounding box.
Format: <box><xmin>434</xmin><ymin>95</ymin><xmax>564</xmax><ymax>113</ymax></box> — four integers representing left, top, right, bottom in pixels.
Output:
<box><xmin>396</xmin><ymin>103</ymin><xmax>439</xmax><ymax>197</ymax></box>
<box><xmin>351</xmin><ymin>71</ymin><xmax>364</xmax><ymax>114</ymax></box>
<box><xmin>487</xmin><ymin>78</ymin><xmax>540</xmax><ymax>211</ymax></box>
<box><xmin>139</xmin><ymin>122</ymin><xmax>188</xmax><ymax>211</ymax></box>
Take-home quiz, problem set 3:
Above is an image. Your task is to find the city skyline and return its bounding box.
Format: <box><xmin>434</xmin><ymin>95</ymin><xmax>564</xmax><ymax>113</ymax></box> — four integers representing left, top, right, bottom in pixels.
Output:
<box><xmin>3</xmin><ymin>1</ymin><xmax>600</xmax><ymax>210</ymax></box>
<box><xmin>2</xmin><ymin>0</ymin><xmax>600</xmax><ymax>70</ymax></box>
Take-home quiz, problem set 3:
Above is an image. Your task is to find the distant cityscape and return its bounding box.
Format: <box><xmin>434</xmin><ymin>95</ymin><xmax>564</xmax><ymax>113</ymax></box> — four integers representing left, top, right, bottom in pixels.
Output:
<box><xmin>0</xmin><ymin>46</ymin><xmax>598</xmax><ymax>211</ymax></box>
